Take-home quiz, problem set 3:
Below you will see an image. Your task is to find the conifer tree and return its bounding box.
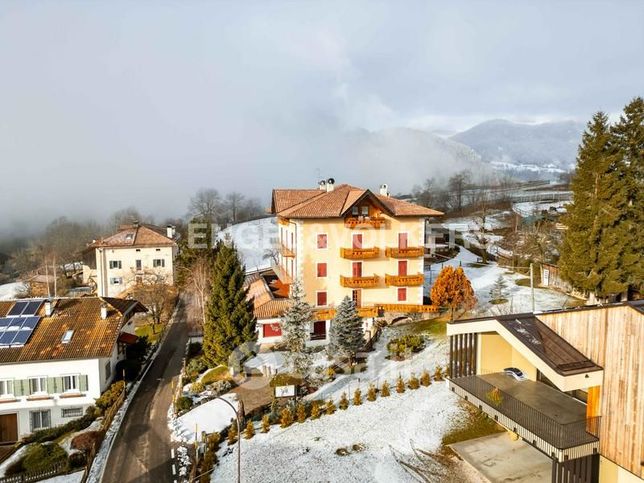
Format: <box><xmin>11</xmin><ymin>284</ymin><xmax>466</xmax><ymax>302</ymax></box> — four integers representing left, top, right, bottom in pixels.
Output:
<box><xmin>560</xmin><ymin>112</ymin><xmax>629</xmax><ymax>299</ymax></box>
<box><xmin>396</xmin><ymin>375</ymin><xmax>405</xmax><ymax>393</ymax></box>
<box><xmin>227</xmin><ymin>422</ymin><xmax>238</xmax><ymax>444</ymax></box>
<box><xmin>367</xmin><ymin>384</ymin><xmax>377</xmax><ymax>401</ymax></box>
<box><xmin>431</xmin><ymin>266</ymin><xmax>477</xmax><ymax>320</ymax></box>
<box><xmin>489</xmin><ymin>275</ymin><xmax>508</xmax><ymax>303</ymax></box>
<box><xmin>280</xmin><ymin>407</ymin><xmax>293</xmax><ymax>428</ymax></box>
<box><xmin>381</xmin><ymin>381</ymin><xmax>391</xmax><ymax>397</ymax></box>
<box><xmin>353</xmin><ymin>388</ymin><xmax>362</xmax><ymax>406</ymax></box>
<box><xmin>310</xmin><ymin>401</ymin><xmax>321</xmax><ymax>419</ymax></box>
<box><xmin>420</xmin><ymin>370</ymin><xmax>431</xmax><ymax>387</ymax></box>
<box><xmin>339</xmin><ymin>392</ymin><xmax>349</xmax><ymax>410</ymax></box>
<box><xmin>261</xmin><ymin>414</ymin><xmax>270</xmax><ymax>433</ymax></box>
<box><xmin>408</xmin><ymin>373</ymin><xmax>420</xmax><ymax>390</ymax></box>
<box><xmin>203</xmin><ymin>241</ymin><xmax>256</xmax><ymax>366</ymax></box>
<box><xmin>296</xmin><ymin>403</ymin><xmax>307</xmax><ymax>423</ymax></box>
<box><xmin>327</xmin><ymin>296</ymin><xmax>365</xmax><ymax>364</ymax></box>
<box><xmin>243</xmin><ymin>420</ymin><xmax>255</xmax><ymax>439</ymax></box>
<box><xmin>611</xmin><ymin>97</ymin><xmax>644</xmax><ymax>295</ymax></box>
<box><xmin>280</xmin><ymin>279</ymin><xmax>313</xmax><ymax>378</ymax></box>
<box><xmin>325</xmin><ymin>399</ymin><xmax>336</xmax><ymax>415</ymax></box>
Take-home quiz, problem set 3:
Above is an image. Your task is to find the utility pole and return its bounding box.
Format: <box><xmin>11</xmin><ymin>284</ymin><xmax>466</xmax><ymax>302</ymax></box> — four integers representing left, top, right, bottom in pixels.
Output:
<box><xmin>530</xmin><ymin>263</ymin><xmax>535</xmax><ymax>313</ymax></box>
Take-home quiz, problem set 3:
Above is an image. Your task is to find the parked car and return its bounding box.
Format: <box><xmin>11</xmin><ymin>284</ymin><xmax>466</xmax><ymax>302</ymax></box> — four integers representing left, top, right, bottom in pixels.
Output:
<box><xmin>503</xmin><ymin>367</ymin><xmax>527</xmax><ymax>381</ymax></box>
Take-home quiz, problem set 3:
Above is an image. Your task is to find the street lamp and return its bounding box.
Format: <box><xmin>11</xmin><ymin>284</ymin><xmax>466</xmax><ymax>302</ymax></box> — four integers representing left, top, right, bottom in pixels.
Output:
<box><xmin>192</xmin><ymin>396</ymin><xmax>241</xmax><ymax>483</ymax></box>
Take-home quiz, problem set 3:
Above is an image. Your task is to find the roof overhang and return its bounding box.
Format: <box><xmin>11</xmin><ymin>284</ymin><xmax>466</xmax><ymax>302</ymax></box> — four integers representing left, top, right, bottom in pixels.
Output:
<box><xmin>447</xmin><ymin>318</ymin><xmax>604</xmax><ymax>391</ymax></box>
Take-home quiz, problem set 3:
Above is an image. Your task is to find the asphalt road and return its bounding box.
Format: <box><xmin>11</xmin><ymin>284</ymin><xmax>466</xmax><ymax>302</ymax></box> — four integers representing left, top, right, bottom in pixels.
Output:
<box><xmin>102</xmin><ymin>296</ymin><xmax>189</xmax><ymax>483</ymax></box>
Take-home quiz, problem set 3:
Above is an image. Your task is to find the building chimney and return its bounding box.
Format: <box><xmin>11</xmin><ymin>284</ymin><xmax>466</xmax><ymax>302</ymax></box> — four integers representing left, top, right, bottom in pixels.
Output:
<box><xmin>166</xmin><ymin>225</ymin><xmax>174</xmax><ymax>238</ymax></box>
<box><xmin>133</xmin><ymin>220</ymin><xmax>139</xmax><ymax>228</ymax></box>
<box><xmin>44</xmin><ymin>300</ymin><xmax>53</xmax><ymax>317</ymax></box>
<box><xmin>100</xmin><ymin>303</ymin><xmax>108</xmax><ymax>320</ymax></box>
<box><xmin>326</xmin><ymin>178</ymin><xmax>335</xmax><ymax>192</ymax></box>
<box><xmin>379</xmin><ymin>183</ymin><xmax>389</xmax><ymax>196</ymax></box>
<box><xmin>318</xmin><ymin>179</ymin><xmax>327</xmax><ymax>191</ymax></box>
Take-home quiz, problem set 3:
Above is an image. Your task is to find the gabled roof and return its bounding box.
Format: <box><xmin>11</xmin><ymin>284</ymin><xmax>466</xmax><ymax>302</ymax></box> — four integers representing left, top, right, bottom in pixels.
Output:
<box><xmin>88</xmin><ymin>224</ymin><xmax>177</xmax><ymax>249</ymax></box>
<box><xmin>271</xmin><ymin>184</ymin><xmax>443</xmax><ymax>218</ymax></box>
<box><xmin>0</xmin><ymin>297</ymin><xmax>147</xmax><ymax>364</ymax></box>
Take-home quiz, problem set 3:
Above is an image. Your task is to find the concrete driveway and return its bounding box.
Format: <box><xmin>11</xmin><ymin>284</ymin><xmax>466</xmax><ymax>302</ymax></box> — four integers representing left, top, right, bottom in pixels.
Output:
<box><xmin>451</xmin><ymin>433</ymin><xmax>552</xmax><ymax>482</ymax></box>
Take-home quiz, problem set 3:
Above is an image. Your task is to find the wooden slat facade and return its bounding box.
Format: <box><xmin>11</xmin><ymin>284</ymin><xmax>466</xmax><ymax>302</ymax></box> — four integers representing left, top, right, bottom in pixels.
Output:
<box><xmin>539</xmin><ymin>305</ymin><xmax>644</xmax><ymax>479</ymax></box>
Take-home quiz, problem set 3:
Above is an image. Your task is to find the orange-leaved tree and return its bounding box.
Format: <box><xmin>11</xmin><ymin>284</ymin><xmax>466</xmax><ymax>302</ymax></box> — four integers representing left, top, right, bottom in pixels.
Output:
<box><xmin>430</xmin><ymin>265</ymin><xmax>477</xmax><ymax>321</ymax></box>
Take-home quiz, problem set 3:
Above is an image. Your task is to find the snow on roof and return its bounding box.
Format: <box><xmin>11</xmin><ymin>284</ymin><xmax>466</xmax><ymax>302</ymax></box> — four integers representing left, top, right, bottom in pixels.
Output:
<box><xmin>218</xmin><ymin>217</ymin><xmax>277</xmax><ymax>273</ymax></box>
<box><xmin>0</xmin><ymin>282</ymin><xmax>28</xmax><ymax>301</ymax></box>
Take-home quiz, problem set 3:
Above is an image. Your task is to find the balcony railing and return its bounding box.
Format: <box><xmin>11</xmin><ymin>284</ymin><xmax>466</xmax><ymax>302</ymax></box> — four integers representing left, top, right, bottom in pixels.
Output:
<box><xmin>384</xmin><ymin>273</ymin><xmax>424</xmax><ymax>286</ymax></box>
<box><xmin>385</xmin><ymin>247</ymin><xmax>425</xmax><ymax>258</ymax></box>
<box><xmin>278</xmin><ymin>243</ymin><xmax>295</xmax><ymax>258</ymax></box>
<box><xmin>340</xmin><ymin>247</ymin><xmax>380</xmax><ymax>259</ymax></box>
<box><xmin>314</xmin><ymin>306</ymin><xmax>379</xmax><ymax>320</ymax></box>
<box><xmin>340</xmin><ymin>275</ymin><xmax>379</xmax><ymax>288</ymax></box>
<box><xmin>344</xmin><ymin>217</ymin><xmax>386</xmax><ymax>229</ymax></box>
<box><xmin>450</xmin><ymin>375</ymin><xmax>600</xmax><ymax>451</ymax></box>
<box><xmin>309</xmin><ymin>332</ymin><xmax>327</xmax><ymax>341</ymax></box>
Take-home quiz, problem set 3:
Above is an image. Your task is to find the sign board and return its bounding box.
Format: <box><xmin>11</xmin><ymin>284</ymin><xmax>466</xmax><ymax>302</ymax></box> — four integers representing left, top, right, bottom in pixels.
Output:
<box><xmin>543</xmin><ymin>269</ymin><xmax>550</xmax><ymax>286</ymax></box>
<box><xmin>274</xmin><ymin>385</ymin><xmax>296</xmax><ymax>398</ymax></box>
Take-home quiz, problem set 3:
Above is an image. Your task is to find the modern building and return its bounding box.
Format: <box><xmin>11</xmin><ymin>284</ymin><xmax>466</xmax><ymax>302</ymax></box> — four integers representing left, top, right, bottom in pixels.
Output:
<box><xmin>0</xmin><ymin>297</ymin><xmax>146</xmax><ymax>443</ymax></box>
<box><xmin>446</xmin><ymin>301</ymin><xmax>644</xmax><ymax>483</ymax></box>
<box><xmin>82</xmin><ymin>223</ymin><xmax>178</xmax><ymax>297</ymax></box>
<box><xmin>251</xmin><ymin>180</ymin><xmax>442</xmax><ymax>344</ymax></box>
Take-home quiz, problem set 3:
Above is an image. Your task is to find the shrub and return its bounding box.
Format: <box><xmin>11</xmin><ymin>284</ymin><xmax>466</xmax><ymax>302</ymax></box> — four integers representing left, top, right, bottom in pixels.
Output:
<box><xmin>209</xmin><ymin>380</ymin><xmax>233</xmax><ymax>397</ymax></box>
<box><xmin>409</xmin><ymin>374</ymin><xmax>420</xmax><ymax>390</ymax></box>
<box><xmin>280</xmin><ymin>407</ymin><xmax>293</xmax><ymax>428</ymax></box>
<box><xmin>261</xmin><ymin>414</ymin><xmax>271</xmax><ymax>433</ymax></box>
<box><xmin>227</xmin><ymin>422</ymin><xmax>238</xmax><ymax>444</ymax></box>
<box><xmin>95</xmin><ymin>381</ymin><xmax>126</xmax><ymax>411</ymax></box>
<box><xmin>326</xmin><ymin>366</ymin><xmax>336</xmax><ymax>380</ymax></box>
<box><xmin>68</xmin><ymin>451</ymin><xmax>87</xmax><ymax>469</ymax></box>
<box><xmin>310</xmin><ymin>401</ymin><xmax>321</xmax><ymax>419</ymax></box>
<box><xmin>190</xmin><ymin>381</ymin><xmax>206</xmax><ymax>394</ymax></box>
<box><xmin>325</xmin><ymin>399</ymin><xmax>336</xmax><ymax>415</ymax></box>
<box><xmin>387</xmin><ymin>335</ymin><xmax>425</xmax><ymax>359</ymax></box>
<box><xmin>243</xmin><ymin>421</ymin><xmax>255</xmax><ymax>439</ymax></box>
<box><xmin>353</xmin><ymin>388</ymin><xmax>362</xmax><ymax>406</ymax></box>
<box><xmin>187</xmin><ymin>342</ymin><xmax>203</xmax><ymax>359</ymax></box>
<box><xmin>396</xmin><ymin>375</ymin><xmax>406</xmax><ymax>393</ymax></box>
<box><xmin>381</xmin><ymin>381</ymin><xmax>390</xmax><ymax>397</ymax></box>
<box><xmin>115</xmin><ymin>359</ymin><xmax>141</xmax><ymax>381</ymax></box>
<box><xmin>22</xmin><ymin>413</ymin><xmax>96</xmax><ymax>445</ymax></box>
<box><xmin>486</xmin><ymin>387</ymin><xmax>503</xmax><ymax>407</ymax></box>
<box><xmin>175</xmin><ymin>396</ymin><xmax>193</xmax><ymax>413</ymax></box>
<box><xmin>126</xmin><ymin>337</ymin><xmax>150</xmax><ymax>361</ymax></box>
<box><xmin>434</xmin><ymin>366</ymin><xmax>444</xmax><ymax>381</ymax></box>
<box><xmin>338</xmin><ymin>393</ymin><xmax>349</xmax><ymax>410</ymax></box>
<box><xmin>186</xmin><ymin>357</ymin><xmax>209</xmax><ymax>379</ymax></box>
<box><xmin>201</xmin><ymin>366</ymin><xmax>230</xmax><ymax>385</ymax></box>
<box><xmin>7</xmin><ymin>443</ymin><xmax>68</xmax><ymax>475</ymax></box>
<box><xmin>420</xmin><ymin>370</ymin><xmax>431</xmax><ymax>387</ymax></box>
<box><xmin>367</xmin><ymin>384</ymin><xmax>377</xmax><ymax>402</ymax></box>
<box><xmin>71</xmin><ymin>431</ymin><xmax>103</xmax><ymax>452</ymax></box>
<box><xmin>296</xmin><ymin>404</ymin><xmax>307</xmax><ymax>423</ymax></box>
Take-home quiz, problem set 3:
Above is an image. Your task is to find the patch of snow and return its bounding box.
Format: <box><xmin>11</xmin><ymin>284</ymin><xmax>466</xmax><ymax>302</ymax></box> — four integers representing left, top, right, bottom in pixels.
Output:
<box><xmin>169</xmin><ymin>393</ymin><xmax>239</xmax><ymax>444</ymax></box>
<box><xmin>0</xmin><ymin>282</ymin><xmax>28</xmax><ymax>301</ymax></box>
<box><xmin>0</xmin><ymin>446</ymin><xmax>28</xmax><ymax>477</ymax></box>
<box><xmin>218</xmin><ymin>218</ymin><xmax>277</xmax><ymax>273</ymax></box>
<box><xmin>213</xmin><ymin>382</ymin><xmax>464</xmax><ymax>483</ymax></box>
<box><xmin>59</xmin><ymin>420</ymin><xmax>102</xmax><ymax>454</ymax></box>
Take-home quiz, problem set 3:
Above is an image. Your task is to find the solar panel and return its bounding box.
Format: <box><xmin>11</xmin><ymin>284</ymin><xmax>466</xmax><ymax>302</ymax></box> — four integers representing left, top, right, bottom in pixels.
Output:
<box><xmin>23</xmin><ymin>301</ymin><xmax>43</xmax><ymax>316</ymax></box>
<box><xmin>21</xmin><ymin>316</ymin><xmax>40</xmax><ymax>329</ymax></box>
<box><xmin>0</xmin><ymin>329</ymin><xmax>17</xmax><ymax>346</ymax></box>
<box><xmin>0</xmin><ymin>317</ymin><xmax>10</xmax><ymax>330</ymax></box>
<box><xmin>0</xmin><ymin>315</ymin><xmax>41</xmax><ymax>347</ymax></box>
<box><xmin>7</xmin><ymin>301</ymin><xmax>29</xmax><ymax>317</ymax></box>
<box><xmin>8</xmin><ymin>317</ymin><xmax>25</xmax><ymax>329</ymax></box>
<box><xmin>11</xmin><ymin>330</ymin><xmax>31</xmax><ymax>346</ymax></box>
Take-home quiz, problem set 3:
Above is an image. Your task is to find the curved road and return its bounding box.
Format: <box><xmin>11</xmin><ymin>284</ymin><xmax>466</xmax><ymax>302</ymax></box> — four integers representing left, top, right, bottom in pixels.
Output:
<box><xmin>102</xmin><ymin>296</ymin><xmax>189</xmax><ymax>483</ymax></box>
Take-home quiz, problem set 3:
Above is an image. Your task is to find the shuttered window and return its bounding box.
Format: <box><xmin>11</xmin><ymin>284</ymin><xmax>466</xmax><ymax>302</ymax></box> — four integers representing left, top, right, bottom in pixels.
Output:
<box><xmin>28</xmin><ymin>377</ymin><xmax>47</xmax><ymax>395</ymax></box>
<box><xmin>30</xmin><ymin>410</ymin><xmax>51</xmax><ymax>431</ymax></box>
<box><xmin>317</xmin><ymin>263</ymin><xmax>327</xmax><ymax>278</ymax></box>
<box><xmin>317</xmin><ymin>292</ymin><xmax>327</xmax><ymax>307</ymax></box>
<box><xmin>0</xmin><ymin>379</ymin><xmax>14</xmax><ymax>398</ymax></box>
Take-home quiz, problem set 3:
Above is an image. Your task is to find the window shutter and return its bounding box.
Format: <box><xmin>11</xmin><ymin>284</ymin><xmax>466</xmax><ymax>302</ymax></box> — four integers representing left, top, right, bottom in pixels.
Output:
<box><xmin>26</xmin><ymin>379</ymin><xmax>33</xmax><ymax>396</ymax></box>
<box><xmin>15</xmin><ymin>379</ymin><xmax>26</xmax><ymax>397</ymax></box>
<box><xmin>47</xmin><ymin>377</ymin><xmax>57</xmax><ymax>394</ymax></box>
<box><xmin>55</xmin><ymin>377</ymin><xmax>64</xmax><ymax>393</ymax></box>
<box><xmin>80</xmin><ymin>375</ymin><xmax>88</xmax><ymax>392</ymax></box>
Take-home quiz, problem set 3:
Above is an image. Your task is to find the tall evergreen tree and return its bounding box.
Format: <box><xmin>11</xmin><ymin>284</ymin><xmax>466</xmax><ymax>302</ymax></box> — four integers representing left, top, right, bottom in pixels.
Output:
<box><xmin>560</xmin><ymin>112</ymin><xmax>628</xmax><ymax>299</ymax></box>
<box><xmin>203</xmin><ymin>240</ymin><xmax>256</xmax><ymax>366</ymax></box>
<box><xmin>611</xmin><ymin>97</ymin><xmax>644</xmax><ymax>295</ymax></box>
<box><xmin>280</xmin><ymin>279</ymin><xmax>313</xmax><ymax>378</ymax></box>
<box><xmin>327</xmin><ymin>296</ymin><xmax>364</xmax><ymax>364</ymax></box>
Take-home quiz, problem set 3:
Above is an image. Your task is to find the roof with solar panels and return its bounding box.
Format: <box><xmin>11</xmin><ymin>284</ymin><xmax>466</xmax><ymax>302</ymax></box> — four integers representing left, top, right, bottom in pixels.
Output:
<box><xmin>0</xmin><ymin>297</ymin><xmax>147</xmax><ymax>363</ymax></box>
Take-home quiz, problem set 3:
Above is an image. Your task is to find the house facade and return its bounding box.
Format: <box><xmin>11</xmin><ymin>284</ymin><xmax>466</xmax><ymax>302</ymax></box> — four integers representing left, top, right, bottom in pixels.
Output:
<box><xmin>251</xmin><ymin>180</ymin><xmax>442</xmax><ymax>344</ymax></box>
<box><xmin>0</xmin><ymin>297</ymin><xmax>145</xmax><ymax>443</ymax></box>
<box><xmin>83</xmin><ymin>223</ymin><xmax>178</xmax><ymax>298</ymax></box>
<box><xmin>446</xmin><ymin>301</ymin><xmax>644</xmax><ymax>483</ymax></box>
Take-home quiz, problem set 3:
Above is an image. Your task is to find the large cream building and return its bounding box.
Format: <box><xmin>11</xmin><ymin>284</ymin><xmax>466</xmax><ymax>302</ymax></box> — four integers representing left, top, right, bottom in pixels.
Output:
<box><xmin>251</xmin><ymin>180</ymin><xmax>442</xmax><ymax>344</ymax></box>
<box><xmin>82</xmin><ymin>223</ymin><xmax>178</xmax><ymax>297</ymax></box>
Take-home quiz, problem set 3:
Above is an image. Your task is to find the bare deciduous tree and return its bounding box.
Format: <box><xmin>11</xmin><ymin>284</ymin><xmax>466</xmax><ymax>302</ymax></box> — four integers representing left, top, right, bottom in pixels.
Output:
<box><xmin>189</xmin><ymin>188</ymin><xmax>222</xmax><ymax>223</ymax></box>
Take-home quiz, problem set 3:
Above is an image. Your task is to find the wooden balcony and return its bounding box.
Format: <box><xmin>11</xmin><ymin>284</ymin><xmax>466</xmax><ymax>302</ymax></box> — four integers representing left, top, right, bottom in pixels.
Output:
<box><xmin>314</xmin><ymin>306</ymin><xmax>380</xmax><ymax>320</ymax></box>
<box><xmin>340</xmin><ymin>275</ymin><xmax>379</xmax><ymax>288</ymax></box>
<box><xmin>384</xmin><ymin>273</ymin><xmax>424</xmax><ymax>286</ymax></box>
<box><xmin>378</xmin><ymin>304</ymin><xmax>438</xmax><ymax>313</ymax></box>
<box><xmin>385</xmin><ymin>247</ymin><xmax>424</xmax><ymax>258</ymax></box>
<box><xmin>340</xmin><ymin>247</ymin><xmax>380</xmax><ymax>259</ymax></box>
<box><xmin>344</xmin><ymin>217</ymin><xmax>386</xmax><ymax>229</ymax></box>
<box><xmin>272</xmin><ymin>265</ymin><xmax>293</xmax><ymax>285</ymax></box>
<box><xmin>278</xmin><ymin>243</ymin><xmax>295</xmax><ymax>258</ymax></box>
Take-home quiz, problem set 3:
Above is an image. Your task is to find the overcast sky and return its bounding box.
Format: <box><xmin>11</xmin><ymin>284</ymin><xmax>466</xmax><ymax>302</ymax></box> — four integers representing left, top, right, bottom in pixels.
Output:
<box><xmin>0</xmin><ymin>0</ymin><xmax>642</xmax><ymax>234</ymax></box>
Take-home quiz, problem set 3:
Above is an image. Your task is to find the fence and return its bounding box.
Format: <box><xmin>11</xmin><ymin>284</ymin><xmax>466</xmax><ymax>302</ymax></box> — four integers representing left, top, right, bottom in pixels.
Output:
<box><xmin>0</xmin><ymin>462</ymin><xmax>68</xmax><ymax>483</ymax></box>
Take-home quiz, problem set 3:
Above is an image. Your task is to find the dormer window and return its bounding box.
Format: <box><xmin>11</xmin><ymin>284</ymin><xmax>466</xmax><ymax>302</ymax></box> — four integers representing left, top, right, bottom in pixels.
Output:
<box><xmin>62</xmin><ymin>330</ymin><xmax>74</xmax><ymax>344</ymax></box>
<box><xmin>125</xmin><ymin>233</ymin><xmax>134</xmax><ymax>241</ymax></box>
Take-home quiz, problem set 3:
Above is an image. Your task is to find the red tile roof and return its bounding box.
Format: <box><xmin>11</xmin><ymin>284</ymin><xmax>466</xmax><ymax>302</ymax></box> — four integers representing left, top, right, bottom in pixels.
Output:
<box><xmin>272</xmin><ymin>184</ymin><xmax>443</xmax><ymax>218</ymax></box>
<box><xmin>88</xmin><ymin>224</ymin><xmax>177</xmax><ymax>249</ymax></box>
<box><xmin>0</xmin><ymin>297</ymin><xmax>147</xmax><ymax>364</ymax></box>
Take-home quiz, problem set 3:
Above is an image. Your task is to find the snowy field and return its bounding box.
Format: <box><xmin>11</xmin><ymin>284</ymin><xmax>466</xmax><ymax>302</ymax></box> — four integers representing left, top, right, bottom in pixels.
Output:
<box><xmin>218</xmin><ymin>217</ymin><xmax>277</xmax><ymax>272</ymax></box>
<box><xmin>170</xmin><ymin>394</ymin><xmax>239</xmax><ymax>444</ymax></box>
<box><xmin>425</xmin><ymin>246</ymin><xmax>571</xmax><ymax>314</ymax></box>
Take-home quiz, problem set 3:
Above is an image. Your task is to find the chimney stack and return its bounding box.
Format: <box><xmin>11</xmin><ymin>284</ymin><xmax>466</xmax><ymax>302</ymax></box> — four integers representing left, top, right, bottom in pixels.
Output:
<box><xmin>166</xmin><ymin>225</ymin><xmax>174</xmax><ymax>239</ymax></box>
<box><xmin>318</xmin><ymin>179</ymin><xmax>327</xmax><ymax>191</ymax></box>
<box><xmin>100</xmin><ymin>303</ymin><xmax>108</xmax><ymax>320</ymax></box>
<box><xmin>44</xmin><ymin>300</ymin><xmax>53</xmax><ymax>317</ymax></box>
<box><xmin>326</xmin><ymin>178</ymin><xmax>335</xmax><ymax>192</ymax></box>
<box><xmin>379</xmin><ymin>183</ymin><xmax>389</xmax><ymax>196</ymax></box>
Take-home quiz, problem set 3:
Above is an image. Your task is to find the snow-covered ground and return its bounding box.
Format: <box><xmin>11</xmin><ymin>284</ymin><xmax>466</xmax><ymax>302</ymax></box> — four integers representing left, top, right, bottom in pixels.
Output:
<box><xmin>0</xmin><ymin>446</ymin><xmax>28</xmax><ymax>477</ymax></box>
<box><xmin>513</xmin><ymin>201</ymin><xmax>567</xmax><ymax>218</ymax></box>
<box><xmin>0</xmin><ymin>281</ymin><xmax>27</xmax><ymax>301</ymax></box>
<box><xmin>218</xmin><ymin>217</ymin><xmax>277</xmax><ymax>273</ymax></box>
<box><xmin>169</xmin><ymin>393</ymin><xmax>239</xmax><ymax>444</ymax></box>
<box><xmin>426</xmin><ymin>246</ymin><xmax>571</xmax><ymax>314</ymax></box>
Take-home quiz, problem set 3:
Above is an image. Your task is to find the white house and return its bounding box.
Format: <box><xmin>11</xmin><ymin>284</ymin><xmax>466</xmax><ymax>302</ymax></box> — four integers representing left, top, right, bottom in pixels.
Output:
<box><xmin>0</xmin><ymin>297</ymin><xmax>146</xmax><ymax>443</ymax></box>
<box><xmin>82</xmin><ymin>223</ymin><xmax>179</xmax><ymax>297</ymax></box>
